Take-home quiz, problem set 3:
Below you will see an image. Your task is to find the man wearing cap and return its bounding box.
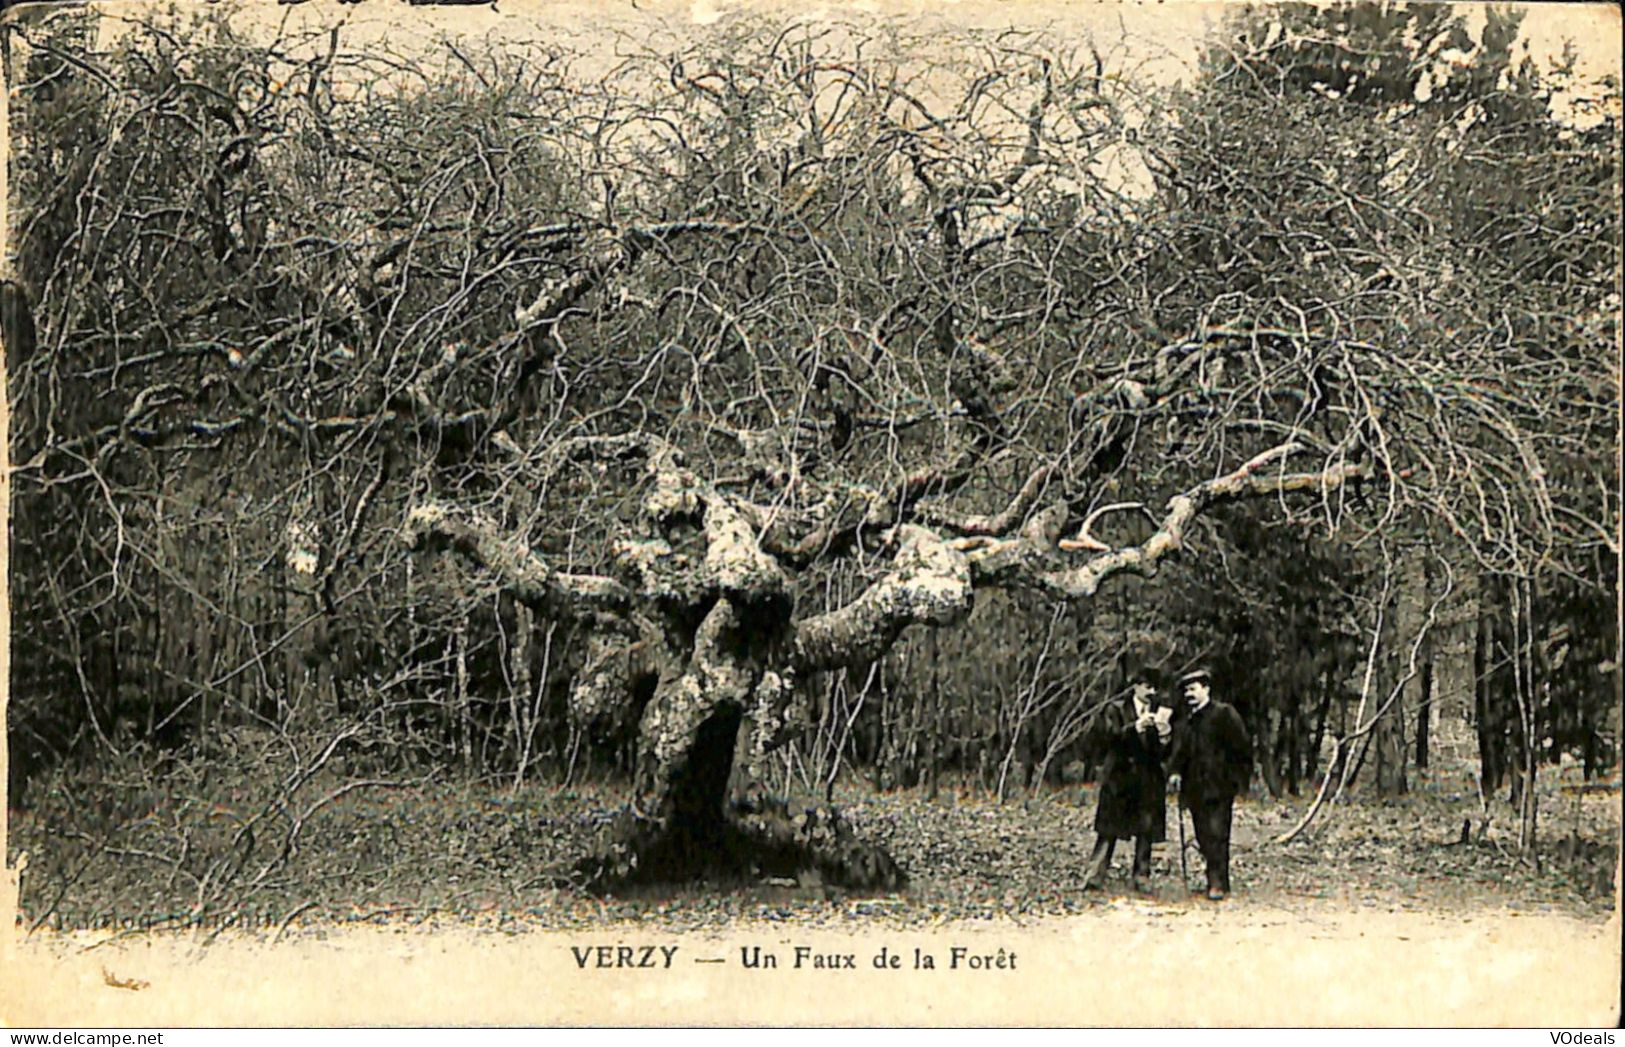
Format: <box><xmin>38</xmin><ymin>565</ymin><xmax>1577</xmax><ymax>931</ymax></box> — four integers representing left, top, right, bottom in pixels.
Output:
<box><xmin>1168</xmin><ymin>668</ymin><xmax>1252</xmax><ymax>900</ymax></box>
<box><xmin>1083</xmin><ymin>673</ymin><xmax>1175</xmax><ymax>894</ymax></box>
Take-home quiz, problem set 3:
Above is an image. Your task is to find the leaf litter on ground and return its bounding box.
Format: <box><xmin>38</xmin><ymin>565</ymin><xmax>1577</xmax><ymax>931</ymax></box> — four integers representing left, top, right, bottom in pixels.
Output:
<box><xmin>8</xmin><ymin>744</ymin><xmax>1617</xmax><ymax>937</ymax></box>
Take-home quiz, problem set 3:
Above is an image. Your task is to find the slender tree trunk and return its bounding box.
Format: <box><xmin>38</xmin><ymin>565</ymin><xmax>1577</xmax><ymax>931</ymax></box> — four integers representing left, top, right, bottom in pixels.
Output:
<box><xmin>1308</xmin><ymin>659</ymin><xmax>1335</xmax><ymax>782</ymax></box>
<box><xmin>277</xmin><ymin>563</ymin><xmax>293</xmax><ymax>725</ymax></box>
<box><xmin>1582</xmin><ymin>702</ymin><xmax>1598</xmax><ymax>780</ymax></box>
<box><xmin>1373</xmin><ymin>569</ymin><xmax>1410</xmax><ymax>796</ymax></box>
<box><xmin>874</xmin><ymin>677</ymin><xmax>893</xmax><ymax>790</ymax></box>
<box><xmin>1475</xmin><ymin>578</ymin><xmax>1508</xmax><ymax>799</ymax></box>
<box><xmin>1511</xmin><ymin>576</ymin><xmax>1540</xmax><ymax>856</ymax></box>
<box><xmin>455</xmin><ymin>613</ymin><xmax>472</xmax><ymax>775</ymax></box>
<box><xmin>927</xmin><ymin>630</ymin><xmax>941</xmax><ymax>801</ymax></box>
<box><xmin>1415</xmin><ymin>656</ymin><xmax>1432</xmax><ymax>770</ymax></box>
<box><xmin>509</xmin><ymin>603</ymin><xmax>534</xmax><ymax>786</ymax></box>
<box><xmin>1260</xmin><ymin>707</ymin><xmax>1285</xmax><ymax>799</ymax></box>
<box><xmin>1326</xmin><ymin>674</ymin><xmax>1349</xmax><ymax>786</ymax></box>
<box><xmin>1287</xmin><ymin>682</ymin><xmax>1303</xmax><ymax>795</ymax></box>
<box><xmin>1345</xmin><ymin>732</ymin><xmax>1372</xmax><ymax>790</ymax></box>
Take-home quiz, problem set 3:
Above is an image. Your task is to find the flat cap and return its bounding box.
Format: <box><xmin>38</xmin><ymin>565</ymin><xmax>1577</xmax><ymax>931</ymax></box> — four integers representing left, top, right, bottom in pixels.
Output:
<box><xmin>1179</xmin><ymin>667</ymin><xmax>1212</xmax><ymax>686</ymax></box>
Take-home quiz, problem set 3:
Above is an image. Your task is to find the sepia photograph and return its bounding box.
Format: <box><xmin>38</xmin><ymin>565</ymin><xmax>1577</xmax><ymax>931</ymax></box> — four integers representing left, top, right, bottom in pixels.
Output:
<box><xmin>1</xmin><ymin>0</ymin><xmax>1619</xmax><ymax>1027</ymax></box>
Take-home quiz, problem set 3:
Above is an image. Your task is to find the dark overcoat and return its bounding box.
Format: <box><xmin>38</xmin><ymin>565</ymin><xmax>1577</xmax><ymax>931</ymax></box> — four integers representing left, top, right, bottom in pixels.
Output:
<box><xmin>1169</xmin><ymin>699</ymin><xmax>1252</xmax><ymax>806</ymax></box>
<box><xmin>1090</xmin><ymin>698</ymin><xmax>1168</xmax><ymax>842</ymax></box>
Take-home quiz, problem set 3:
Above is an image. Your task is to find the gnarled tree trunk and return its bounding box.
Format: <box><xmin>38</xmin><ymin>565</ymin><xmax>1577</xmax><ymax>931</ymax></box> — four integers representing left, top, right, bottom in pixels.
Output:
<box><xmin>405</xmin><ymin>437</ymin><xmax>1366</xmax><ymax>891</ymax></box>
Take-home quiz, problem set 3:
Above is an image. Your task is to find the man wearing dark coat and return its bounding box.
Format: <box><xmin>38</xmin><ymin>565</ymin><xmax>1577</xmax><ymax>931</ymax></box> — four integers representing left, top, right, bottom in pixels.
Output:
<box><xmin>1168</xmin><ymin>667</ymin><xmax>1252</xmax><ymax>900</ymax></box>
<box><xmin>1083</xmin><ymin>674</ymin><xmax>1174</xmax><ymax>894</ymax></box>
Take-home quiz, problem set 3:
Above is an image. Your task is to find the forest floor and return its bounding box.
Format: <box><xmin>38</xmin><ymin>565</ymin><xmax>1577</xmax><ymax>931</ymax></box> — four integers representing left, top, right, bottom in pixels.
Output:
<box><xmin>6</xmin><ymin>736</ymin><xmax>1618</xmax><ymax>936</ymax></box>
<box><xmin>4</xmin><ymin>742</ymin><xmax>1621</xmax><ymax>1026</ymax></box>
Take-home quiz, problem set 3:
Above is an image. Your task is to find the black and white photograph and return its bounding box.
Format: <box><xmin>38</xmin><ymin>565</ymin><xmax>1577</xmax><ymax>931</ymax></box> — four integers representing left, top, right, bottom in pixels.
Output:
<box><xmin>1</xmin><ymin>0</ymin><xmax>1619</xmax><ymax>1027</ymax></box>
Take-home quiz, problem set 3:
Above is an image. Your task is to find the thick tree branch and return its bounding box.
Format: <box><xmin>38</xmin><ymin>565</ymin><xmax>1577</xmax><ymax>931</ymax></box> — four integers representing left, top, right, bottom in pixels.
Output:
<box><xmin>1038</xmin><ymin>444</ymin><xmax>1366</xmax><ymax>599</ymax></box>
<box><xmin>703</xmin><ymin>499</ymin><xmax>789</xmax><ymax>604</ymax></box>
<box><xmin>791</xmin><ymin>525</ymin><xmax>973</xmax><ymax>673</ymax></box>
<box><xmin>922</xmin><ymin>462</ymin><xmax>1056</xmax><ymax>538</ymax></box>
<box><xmin>1058</xmin><ymin>501</ymin><xmax>1145</xmax><ymax>552</ymax></box>
<box><xmin>403</xmin><ymin>503</ymin><xmax>634</xmax><ymax>622</ymax></box>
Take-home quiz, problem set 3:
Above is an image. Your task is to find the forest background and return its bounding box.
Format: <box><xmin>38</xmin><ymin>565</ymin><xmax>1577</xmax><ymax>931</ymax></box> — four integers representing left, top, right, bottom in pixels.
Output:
<box><xmin>2</xmin><ymin>0</ymin><xmax>1618</xmax><ymax>930</ymax></box>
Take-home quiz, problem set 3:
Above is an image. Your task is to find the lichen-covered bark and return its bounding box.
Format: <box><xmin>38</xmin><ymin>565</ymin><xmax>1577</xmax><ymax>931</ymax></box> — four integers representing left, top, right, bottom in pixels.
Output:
<box><xmin>639</xmin><ymin>600</ymin><xmax>759</xmax><ymax>784</ymax></box>
<box><xmin>1040</xmin><ymin>446</ymin><xmax>1365</xmax><ymax>598</ymax></box>
<box><xmin>702</xmin><ymin>499</ymin><xmax>788</xmax><ymax>603</ymax></box>
<box><xmin>569</xmin><ymin>631</ymin><xmax>658</xmax><ymax>734</ymax></box>
<box><xmin>792</xmin><ymin>525</ymin><xmax>974</xmax><ymax>672</ymax></box>
<box><xmin>578</xmin><ymin>597</ymin><xmax>899</xmax><ymax>889</ymax></box>
<box><xmin>404</xmin><ymin>503</ymin><xmax>632</xmax><ymax>620</ymax></box>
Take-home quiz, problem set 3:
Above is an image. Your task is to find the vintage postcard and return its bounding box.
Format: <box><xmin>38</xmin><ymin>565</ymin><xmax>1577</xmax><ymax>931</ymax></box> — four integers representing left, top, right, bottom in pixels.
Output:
<box><xmin>1</xmin><ymin>0</ymin><xmax>1620</xmax><ymax>1027</ymax></box>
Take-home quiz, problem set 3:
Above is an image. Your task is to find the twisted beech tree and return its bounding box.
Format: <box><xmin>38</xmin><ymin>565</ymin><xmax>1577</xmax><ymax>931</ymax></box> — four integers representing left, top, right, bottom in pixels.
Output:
<box><xmin>7</xmin><ymin>6</ymin><xmax>1615</xmax><ymax>885</ymax></box>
